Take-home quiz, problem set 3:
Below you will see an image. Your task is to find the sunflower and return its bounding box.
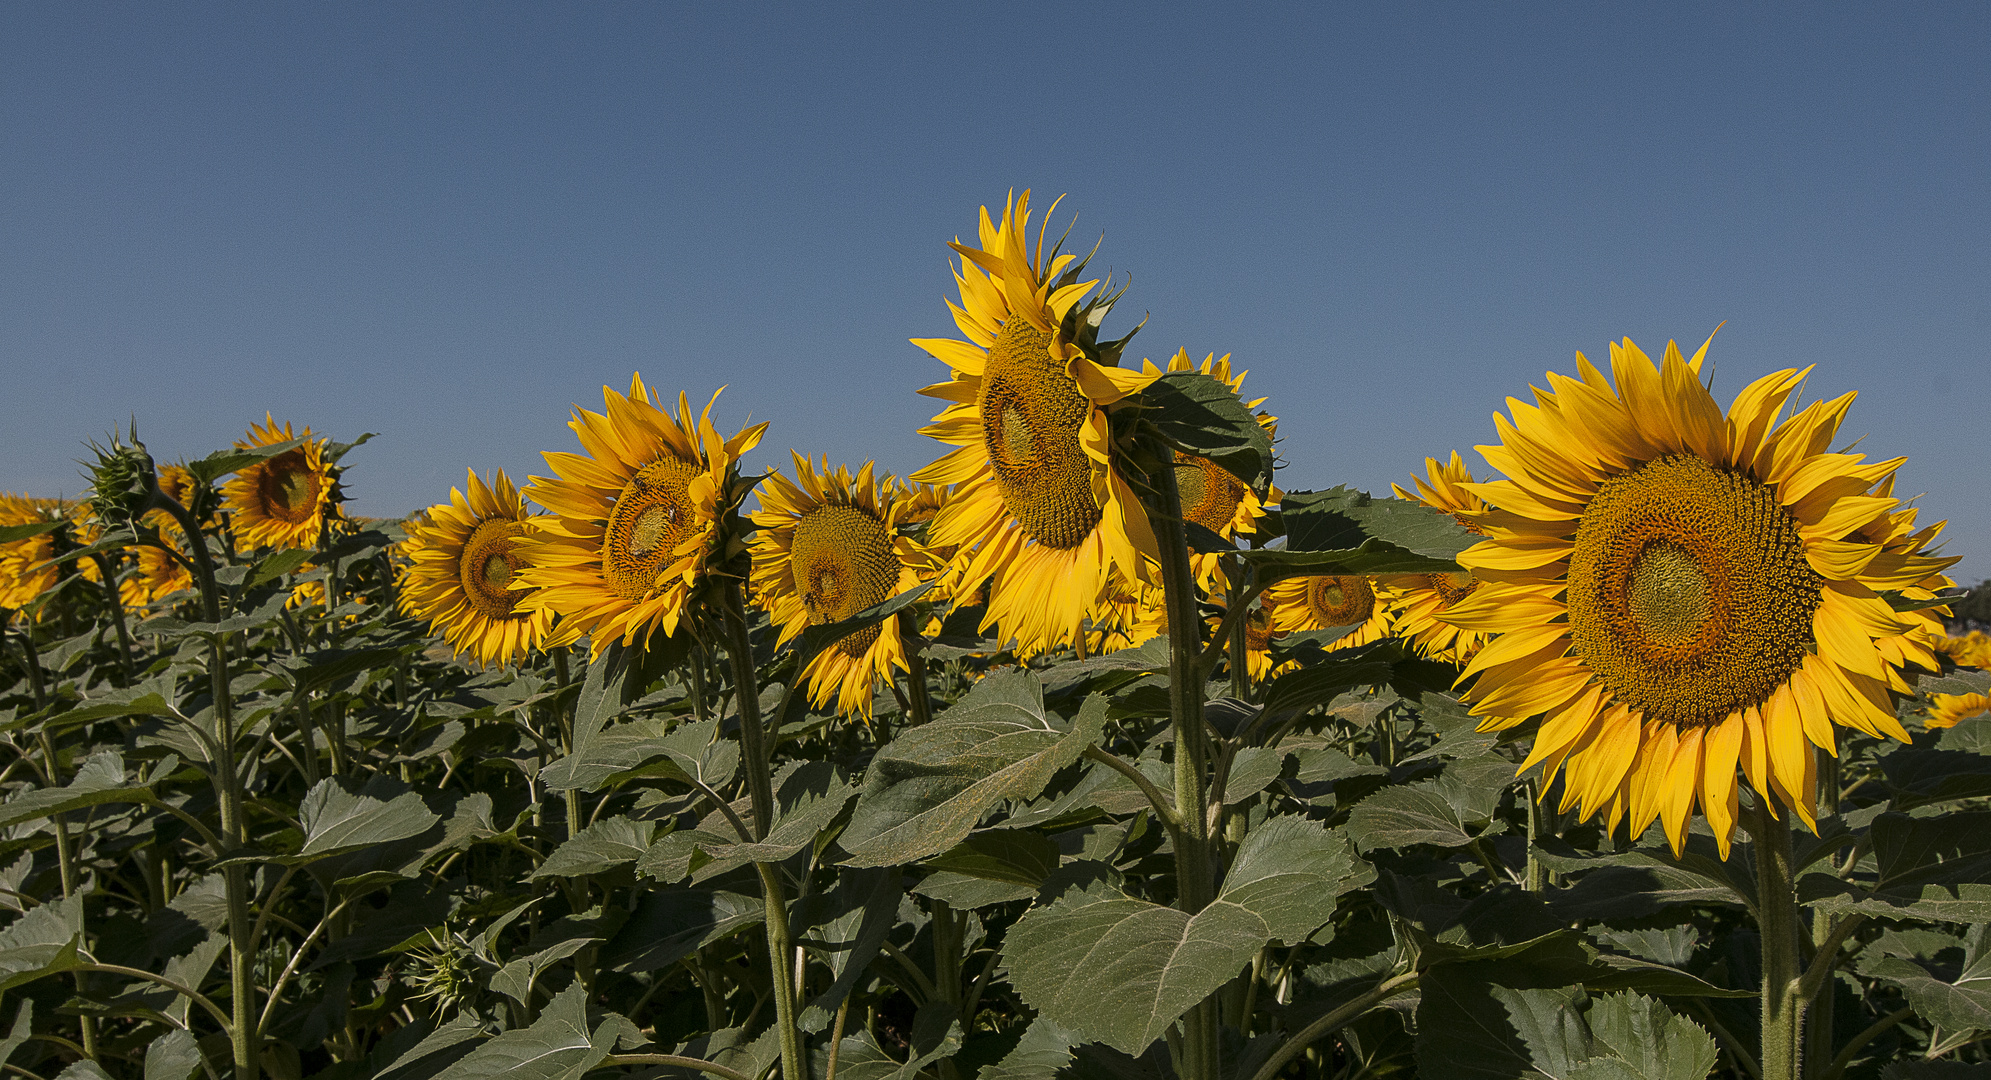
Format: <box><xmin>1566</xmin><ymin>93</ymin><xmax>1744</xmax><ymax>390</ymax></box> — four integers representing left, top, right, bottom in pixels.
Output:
<box><xmin>1380</xmin><ymin>453</ymin><xmax>1493</xmax><ymax>664</ymax></box>
<box><xmin>909</xmin><ymin>190</ymin><xmax>1160</xmax><ymax>657</ymax></box>
<box><xmin>1938</xmin><ymin>631</ymin><xmax>1991</xmax><ymax>670</ymax></box>
<box><xmin>0</xmin><ymin>496</ymin><xmax>102</xmax><ymax>615</ymax></box>
<box><xmin>1264</xmin><ymin>573</ymin><xmax>1393</xmax><ymax>652</ymax></box>
<box><xmin>1081</xmin><ymin>582</ymin><xmax>1168</xmax><ymax>658</ymax></box>
<box><xmin>1206</xmin><ymin>589</ymin><xmax>1290</xmax><ymax>685</ymax></box>
<box><xmin>399</xmin><ymin>469</ymin><xmax>554</xmax><ymax>667</ymax></box>
<box><xmin>122</xmin><ymin>466</ymin><xmax>197</xmax><ymax>609</ymax></box>
<box><xmin>1927</xmin><ymin>693</ymin><xmax>1991</xmax><ymax>730</ymax></box>
<box><xmin>1443</xmin><ymin>336</ymin><xmax>1958</xmax><ymax>857</ymax></box>
<box><xmin>515</xmin><ymin>379</ymin><xmax>766</xmax><ymax>661</ymax></box>
<box><xmin>750</xmin><ymin>455</ymin><xmax>937</xmax><ymax>719</ymax></box>
<box><xmin>223</xmin><ymin>416</ymin><xmax>342</xmax><ymax>550</ymax></box>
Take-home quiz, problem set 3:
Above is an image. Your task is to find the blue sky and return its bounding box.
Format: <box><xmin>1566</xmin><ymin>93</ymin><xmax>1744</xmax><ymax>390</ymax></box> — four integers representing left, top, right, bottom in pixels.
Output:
<box><xmin>3</xmin><ymin>5</ymin><xmax>1987</xmax><ymax>583</ymax></box>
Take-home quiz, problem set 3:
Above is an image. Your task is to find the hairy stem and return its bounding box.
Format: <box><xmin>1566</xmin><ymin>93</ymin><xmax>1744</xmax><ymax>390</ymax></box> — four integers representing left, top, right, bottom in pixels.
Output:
<box><xmin>1248</xmin><ymin>971</ymin><xmax>1420</xmax><ymax>1080</ymax></box>
<box><xmin>1748</xmin><ymin>795</ymin><xmax>1804</xmax><ymax>1080</ymax></box>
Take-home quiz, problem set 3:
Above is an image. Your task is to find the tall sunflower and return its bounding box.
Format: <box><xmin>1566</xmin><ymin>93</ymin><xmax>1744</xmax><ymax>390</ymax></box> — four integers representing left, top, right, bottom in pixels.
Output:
<box><xmin>1264</xmin><ymin>573</ymin><xmax>1393</xmax><ymax>652</ymax></box>
<box><xmin>515</xmin><ymin>379</ymin><xmax>766</xmax><ymax>660</ymax></box>
<box><xmin>400</xmin><ymin>469</ymin><xmax>554</xmax><ymax>667</ymax></box>
<box><xmin>1381</xmin><ymin>453</ymin><xmax>1493</xmax><ymax>664</ymax></box>
<box><xmin>1150</xmin><ymin>349</ymin><xmax>1279</xmax><ymax>593</ymax></box>
<box><xmin>909</xmin><ymin>190</ymin><xmax>1160</xmax><ymax>657</ymax></box>
<box><xmin>223</xmin><ymin>416</ymin><xmax>342</xmax><ymax>550</ymax></box>
<box><xmin>1443</xmin><ymin>337</ymin><xmax>1958</xmax><ymax>857</ymax></box>
<box><xmin>750</xmin><ymin>455</ymin><xmax>937</xmax><ymax>720</ymax></box>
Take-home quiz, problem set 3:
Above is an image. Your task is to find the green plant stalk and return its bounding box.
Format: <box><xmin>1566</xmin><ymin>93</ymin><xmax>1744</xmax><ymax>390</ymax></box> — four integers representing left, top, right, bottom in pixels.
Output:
<box><xmin>88</xmin><ymin>553</ymin><xmax>136</xmax><ymax>683</ymax></box>
<box><xmin>1807</xmin><ymin>744</ymin><xmax>1843</xmax><ymax>1075</ymax></box>
<box><xmin>900</xmin><ymin>611</ymin><xmax>935</xmax><ymax>727</ymax></box>
<box><xmin>36</xmin><ymin>724</ymin><xmax>96</xmax><ymax>1063</ymax></box>
<box><xmin>1145</xmin><ymin>437</ymin><xmax>1219</xmax><ymax>1080</ymax></box>
<box><xmin>719</xmin><ymin>579</ymin><xmax>803</xmax><ymax>1080</ymax></box>
<box><xmin>159</xmin><ymin>495</ymin><xmax>259</xmax><ymax>1080</ymax></box>
<box><xmin>1223</xmin><ymin>554</ymin><xmax>1249</xmax><ymax>701</ymax></box>
<box><xmin>1749</xmin><ymin>795</ymin><xmax>1804</xmax><ymax>1080</ymax></box>
<box><xmin>553</xmin><ymin>648</ymin><xmax>580</xmax><ymax>842</ymax></box>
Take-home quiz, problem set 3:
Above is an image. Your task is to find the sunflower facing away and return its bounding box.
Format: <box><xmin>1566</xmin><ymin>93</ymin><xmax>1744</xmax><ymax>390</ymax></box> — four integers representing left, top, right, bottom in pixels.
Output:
<box><xmin>1265</xmin><ymin>573</ymin><xmax>1393</xmax><ymax>653</ymax></box>
<box><xmin>909</xmin><ymin>190</ymin><xmax>1160</xmax><ymax>657</ymax></box>
<box><xmin>1381</xmin><ymin>453</ymin><xmax>1493</xmax><ymax>664</ymax></box>
<box><xmin>400</xmin><ymin>469</ymin><xmax>554</xmax><ymax>667</ymax></box>
<box><xmin>1443</xmin><ymin>336</ymin><xmax>1959</xmax><ymax>857</ymax></box>
<box><xmin>750</xmin><ymin>455</ymin><xmax>937</xmax><ymax>720</ymax></box>
<box><xmin>223</xmin><ymin>415</ymin><xmax>342</xmax><ymax>550</ymax></box>
<box><xmin>516</xmin><ymin>379</ymin><xmax>767</xmax><ymax>661</ymax></box>
<box><xmin>1926</xmin><ymin>693</ymin><xmax>1991</xmax><ymax>730</ymax></box>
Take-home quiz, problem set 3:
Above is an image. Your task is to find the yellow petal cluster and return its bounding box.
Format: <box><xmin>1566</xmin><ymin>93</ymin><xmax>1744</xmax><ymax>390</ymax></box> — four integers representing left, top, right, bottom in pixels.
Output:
<box><xmin>400</xmin><ymin>469</ymin><xmax>554</xmax><ymax>667</ymax></box>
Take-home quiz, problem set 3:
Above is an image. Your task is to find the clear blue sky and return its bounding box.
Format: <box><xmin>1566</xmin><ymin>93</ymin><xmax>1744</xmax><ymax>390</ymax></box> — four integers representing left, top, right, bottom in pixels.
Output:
<box><xmin>3</xmin><ymin>5</ymin><xmax>1986</xmax><ymax>583</ymax></box>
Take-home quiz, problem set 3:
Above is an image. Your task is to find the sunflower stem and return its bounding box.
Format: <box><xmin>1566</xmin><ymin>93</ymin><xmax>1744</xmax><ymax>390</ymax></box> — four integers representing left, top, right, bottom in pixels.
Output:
<box><xmin>1143</xmin><ymin>435</ymin><xmax>1220</xmax><ymax>1080</ymax></box>
<box><xmin>1806</xmin><ymin>745</ymin><xmax>1846</xmax><ymax>1077</ymax></box>
<box><xmin>900</xmin><ymin>612</ymin><xmax>935</xmax><ymax>727</ymax></box>
<box><xmin>1223</xmin><ymin>554</ymin><xmax>1249</xmax><ymax>701</ymax></box>
<box><xmin>89</xmin><ymin>552</ymin><xmax>136</xmax><ymax>683</ymax></box>
<box><xmin>718</xmin><ymin>579</ymin><xmax>804</xmax><ymax>1080</ymax></box>
<box><xmin>1748</xmin><ymin>794</ymin><xmax>1805</xmax><ymax>1080</ymax></box>
<box><xmin>157</xmin><ymin>490</ymin><xmax>259</xmax><ymax>1080</ymax></box>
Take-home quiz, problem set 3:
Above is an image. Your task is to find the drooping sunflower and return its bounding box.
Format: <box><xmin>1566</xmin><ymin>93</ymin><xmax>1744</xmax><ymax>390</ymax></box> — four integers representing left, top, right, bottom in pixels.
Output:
<box><xmin>1443</xmin><ymin>336</ymin><xmax>1958</xmax><ymax>857</ymax></box>
<box><xmin>1206</xmin><ymin>589</ymin><xmax>1291</xmax><ymax>685</ymax></box>
<box><xmin>749</xmin><ymin>455</ymin><xmax>938</xmax><ymax>720</ymax></box>
<box><xmin>1082</xmin><ymin>581</ymin><xmax>1168</xmax><ymax>658</ymax></box>
<box><xmin>909</xmin><ymin>190</ymin><xmax>1160</xmax><ymax>657</ymax></box>
<box><xmin>1264</xmin><ymin>573</ymin><xmax>1393</xmax><ymax>652</ymax></box>
<box><xmin>1380</xmin><ymin>453</ymin><xmax>1493</xmax><ymax>664</ymax></box>
<box><xmin>515</xmin><ymin>379</ymin><xmax>767</xmax><ymax>660</ymax></box>
<box><xmin>1927</xmin><ymin>692</ymin><xmax>1991</xmax><ymax>730</ymax></box>
<box><xmin>223</xmin><ymin>416</ymin><xmax>342</xmax><ymax>550</ymax></box>
<box><xmin>399</xmin><ymin>469</ymin><xmax>554</xmax><ymax>667</ymax></box>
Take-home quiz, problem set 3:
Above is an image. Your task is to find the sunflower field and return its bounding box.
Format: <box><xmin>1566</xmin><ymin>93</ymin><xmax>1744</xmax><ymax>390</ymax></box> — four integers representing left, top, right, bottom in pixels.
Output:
<box><xmin>4</xmin><ymin>192</ymin><xmax>1990</xmax><ymax>1080</ymax></box>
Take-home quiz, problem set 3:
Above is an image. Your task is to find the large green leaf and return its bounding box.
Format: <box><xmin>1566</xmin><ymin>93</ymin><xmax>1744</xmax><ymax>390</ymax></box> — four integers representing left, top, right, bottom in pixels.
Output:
<box><xmin>972</xmin><ymin>1017</ymin><xmax>1078</xmax><ymax>1080</ymax></box>
<box><xmin>296</xmin><ymin>776</ymin><xmax>441</xmax><ymax>860</ymax></box>
<box><xmin>1803</xmin><ymin>811</ymin><xmax>1991</xmax><ymax>921</ymax></box>
<box><xmin>600</xmin><ymin>889</ymin><xmax>764</xmax><ymax>974</ymax></box>
<box><xmin>840</xmin><ymin>675</ymin><xmax>1105</xmax><ymax>867</ymax></box>
<box><xmin>0</xmin><ymin>751</ymin><xmax>154</xmax><ymax>830</ymax></box>
<box><xmin>1241</xmin><ymin>487</ymin><xmax>1472</xmax><ymax>578</ymax></box>
<box><xmin>532</xmin><ymin>816</ymin><xmax>656</xmax><ymax>880</ymax></box>
<box><xmin>1004</xmin><ymin>819</ymin><xmax>1371</xmax><ymax>1054</ymax></box>
<box><xmin>184</xmin><ymin>436</ymin><xmax>308</xmax><ymax>483</ymax></box>
<box><xmin>1416</xmin><ymin>979</ymin><xmax>1718</xmax><ymax>1080</ymax></box>
<box><xmin>1858</xmin><ymin>923</ymin><xmax>1991</xmax><ymax>1032</ymax></box>
<box><xmin>0</xmin><ymin>1002</ymin><xmax>32</xmax><ymax>1076</ymax></box>
<box><xmin>1139</xmin><ymin>370</ymin><xmax>1275</xmax><ymax>489</ymax></box>
<box><xmin>796</xmin><ymin>580</ymin><xmax>936</xmax><ymax>661</ymax></box>
<box><xmin>429</xmin><ymin>982</ymin><xmax>616</xmax><ymax>1080</ymax></box>
<box><xmin>796</xmin><ymin>867</ymin><xmax>903</xmax><ymax>1033</ymax></box>
<box><xmin>142</xmin><ymin>1027</ymin><xmax>202</xmax><ymax>1080</ymax></box>
<box><xmin>1878</xmin><ymin>749</ymin><xmax>1991</xmax><ymax>808</ymax></box>
<box><xmin>0</xmin><ymin>896</ymin><xmax>84</xmax><ymax>992</ymax></box>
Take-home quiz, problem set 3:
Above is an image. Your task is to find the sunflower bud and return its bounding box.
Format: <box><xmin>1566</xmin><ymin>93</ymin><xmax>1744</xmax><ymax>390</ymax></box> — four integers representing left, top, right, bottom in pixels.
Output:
<box><xmin>84</xmin><ymin>427</ymin><xmax>160</xmax><ymax>530</ymax></box>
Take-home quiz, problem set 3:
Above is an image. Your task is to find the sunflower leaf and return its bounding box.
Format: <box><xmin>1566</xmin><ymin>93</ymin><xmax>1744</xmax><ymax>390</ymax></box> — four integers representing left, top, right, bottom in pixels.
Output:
<box><xmin>1140</xmin><ymin>371</ymin><xmax>1275</xmax><ymax>490</ymax></box>
<box><xmin>1881</xmin><ymin>589</ymin><xmax>1971</xmax><ymax>613</ymax></box>
<box><xmin>247</xmin><ymin>548</ymin><xmax>316</xmax><ymax>590</ymax></box>
<box><xmin>839</xmin><ymin>676</ymin><xmax>1105</xmax><ymax>867</ymax></box>
<box><xmin>1856</xmin><ymin>923</ymin><xmax>1991</xmax><ymax>1033</ymax></box>
<box><xmin>1247</xmin><ymin>487</ymin><xmax>1471</xmax><ymax>577</ymax></box>
<box><xmin>1003</xmin><ymin>819</ymin><xmax>1370</xmax><ymax>1055</ymax></box>
<box><xmin>1414</xmin><ymin>979</ymin><xmax>1719</xmax><ymax>1080</ymax></box>
<box><xmin>795</xmin><ymin>580</ymin><xmax>936</xmax><ymax>662</ymax></box>
<box><xmin>426</xmin><ymin>982</ymin><xmax>615</xmax><ymax>1080</ymax></box>
<box><xmin>183</xmin><ymin>436</ymin><xmax>309</xmax><ymax>484</ymax></box>
<box><xmin>0</xmin><ymin>521</ymin><xmax>62</xmax><ymax>545</ymax></box>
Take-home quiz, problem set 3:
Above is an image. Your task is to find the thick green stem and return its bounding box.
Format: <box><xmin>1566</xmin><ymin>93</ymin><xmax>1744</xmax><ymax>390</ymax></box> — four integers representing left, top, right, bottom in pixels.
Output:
<box><xmin>1145</xmin><ymin>437</ymin><xmax>1218</xmax><ymax>1080</ymax></box>
<box><xmin>89</xmin><ymin>553</ymin><xmax>136</xmax><ymax>683</ymax></box>
<box><xmin>1749</xmin><ymin>796</ymin><xmax>1804</xmax><ymax>1080</ymax></box>
<box><xmin>900</xmin><ymin>612</ymin><xmax>935</xmax><ymax>728</ymax></box>
<box><xmin>719</xmin><ymin>580</ymin><xmax>803</xmax><ymax>1080</ymax></box>
<box><xmin>1806</xmin><ymin>744</ymin><xmax>1843</xmax><ymax>1077</ymax></box>
<box><xmin>160</xmin><ymin>497</ymin><xmax>258</xmax><ymax>1080</ymax></box>
<box><xmin>1222</xmin><ymin>555</ymin><xmax>1249</xmax><ymax>701</ymax></box>
<box><xmin>553</xmin><ymin>649</ymin><xmax>580</xmax><ymax>841</ymax></box>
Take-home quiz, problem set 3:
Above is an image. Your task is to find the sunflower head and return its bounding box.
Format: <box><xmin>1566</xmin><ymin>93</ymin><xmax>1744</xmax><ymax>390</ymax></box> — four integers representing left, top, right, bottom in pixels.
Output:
<box><xmin>516</xmin><ymin>379</ymin><xmax>767</xmax><ymax>661</ymax></box>
<box><xmin>1446</xmin><ymin>335</ymin><xmax>1959</xmax><ymax>857</ymax></box>
<box><xmin>1939</xmin><ymin>631</ymin><xmax>1991</xmax><ymax>670</ymax></box>
<box><xmin>1265</xmin><ymin>573</ymin><xmax>1392</xmax><ymax>653</ymax></box>
<box><xmin>401</xmin><ymin>469</ymin><xmax>555</xmax><ymax>667</ymax></box>
<box><xmin>909</xmin><ymin>190</ymin><xmax>1162</xmax><ymax>656</ymax></box>
<box><xmin>1927</xmin><ymin>692</ymin><xmax>1991</xmax><ymax>730</ymax></box>
<box><xmin>223</xmin><ymin>416</ymin><xmax>344</xmax><ymax>551</ymax></box>
<box><xmin>750</xmin><ymin>454</ymin><xmax>939</xmax><ymax>719</ymax></box>
<box><xmin>1378</xmin><ymin>452</ymin><xmax>1492</xmax><ymax>664</ymax></box>
<box><xmin>83</xmin><ymin>427</ymin><xmax>159</xmax><ymax>529</ymax></box>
